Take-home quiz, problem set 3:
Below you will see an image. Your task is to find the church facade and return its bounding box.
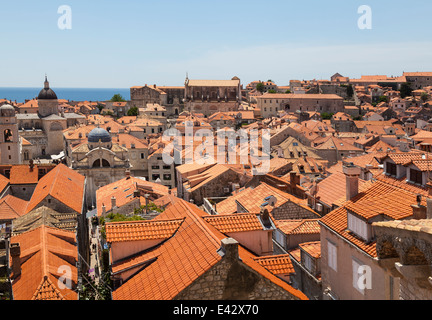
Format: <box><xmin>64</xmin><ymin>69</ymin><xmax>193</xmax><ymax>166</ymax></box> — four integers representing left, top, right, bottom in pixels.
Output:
<box><xmin>17</xmin><ymin>77</ymin><xmax>85</xmax><ymax>161</ymax></box>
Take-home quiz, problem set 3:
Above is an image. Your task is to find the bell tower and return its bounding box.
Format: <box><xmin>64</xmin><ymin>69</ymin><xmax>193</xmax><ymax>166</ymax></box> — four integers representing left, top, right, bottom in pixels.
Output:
<box><xmin>0</xmin><ymin>105</ymin><xmax>21</xmax><ymax>164</ymax></box>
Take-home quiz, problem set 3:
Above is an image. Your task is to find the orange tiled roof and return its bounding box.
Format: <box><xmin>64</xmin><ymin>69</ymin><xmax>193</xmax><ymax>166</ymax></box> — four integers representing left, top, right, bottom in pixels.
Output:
<box><xmin>320</xmin><ymin>175</ymin><xmax>430</xmax><ymax>257</ymax></box>
<box><xmin>0</xmin><ymin>173</ymin><xmax>9</xmax><ymax>192</ymax></box>
<box><xmin>10</xmin><ymin>165</ymin><xmax>39</xmax><ymax>185</ymax></box>
<box><xmin>299</xmin><ymin>241</ymin><xmax>321</xmax><ymax>259</ymax></box>
<box><xmin>10</xmin><ymin>225</ymin><xmax>78</xmax><ymax>300</ymax></box>
<box><xmin>253</xmin><ymin>254</ymin><xmax>295</xmax><ymax>275</ymax></box>
<box><xmin>0</xmin><ymin>195</ymin><xmax>28</xmax><ymax>220</ymax></box>
<box><xmin>106</xmin><ymin>218</ymin><xmax>184</xmax><ymax>243</ymax></box>
<box><xmin>112</xmin><ymin>199</ymin><xmax>307</xmax><ymax>300</ymax></box>
<box><xmin>202</xmin><ymin>213</ymin><xmax>265</xmax><ymax>233</ymax></box>
<box><xmin>96</xmin><ymin>176</ymin><xmax>169</xmax><ymax>216</ymax></box>
<box><xmin>216</xmin><ymin>182</ymin><xmax>312</xmax><ymax>215</ymax></box>
<box><xmin>26</xmin><ymin>164</ymin><xmax>85</xmax><ymax>214</ymax></box>
<box><xmin>277</xmin><ymin>219</ymin><xmax>321</xmax><ymax>235</ymax></box>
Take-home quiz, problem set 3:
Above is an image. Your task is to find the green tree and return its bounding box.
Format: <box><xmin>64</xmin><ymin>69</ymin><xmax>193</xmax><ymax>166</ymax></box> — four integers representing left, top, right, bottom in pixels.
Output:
<box><xmin>321</xmin><ymin>112</ymin><xmax>334</xmax><ymax>120</ymax></box>
<box><xmin>127</xmin><ymin>106</ymin><xmax>139</xmax><ymax>116</ymax></box>
<box><xmin>267</xmin><ymin>89</ymin><xmax>277</xmax><ymax>94</ymax></box>
<box><xmin>256</xmin><ymin>82</ymin><xmax>265</xmax><ymax>93</ymax></box>
<box><xmin>110</xmin><ymin>94</ymin><xmax>126</xmax><ymax>102</ymax></box>
<box><xmin>285</xmin><ymin>89</ymin><xmax>291</xmax><ymax>94</ymax></box>
<box><xmin>421</xmin><ymin>92</ymin><xmax>429</xmax><ymax>103</ymax></box>
<box><xmin>400</xmin><ymin>83</ymin><xmax>413</xmax><ymax>98</ymax></box>
<box><xmin>377</xmin><ymin>95</ymin><xmax>388</xmax><ymax>104</ymax></box>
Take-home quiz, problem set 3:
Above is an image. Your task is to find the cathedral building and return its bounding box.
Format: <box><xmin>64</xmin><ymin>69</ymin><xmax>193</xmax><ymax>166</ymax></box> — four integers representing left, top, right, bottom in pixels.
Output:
<box><xmin>17</xmin><ymin>77</ymin><xmax>85</xmax><ymax>161</ymax></box>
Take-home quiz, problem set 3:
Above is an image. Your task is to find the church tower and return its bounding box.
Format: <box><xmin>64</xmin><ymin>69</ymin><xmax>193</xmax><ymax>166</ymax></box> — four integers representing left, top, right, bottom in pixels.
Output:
<box><xmin>37</xmin><ymin>76</ymin><xmax>59</xmax><ymax>117</ymax></box>
<box><xmin>0</xmin><ymin>104</ymin><xmax>21</xmax><ymax>164</ymax></box>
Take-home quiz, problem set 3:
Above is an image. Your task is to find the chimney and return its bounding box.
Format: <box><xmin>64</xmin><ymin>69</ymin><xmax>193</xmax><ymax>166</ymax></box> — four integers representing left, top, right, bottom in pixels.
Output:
<box><xmin>111</xmin><ymin>196</ymin><xmax>117</xmax><ymax>209</ymax></box>
<box><xmin>10</xmin><ymin>243</ymin><xmax>21</xmax><ymax>278</ymax></box>
<box><xmin>29</xmin><ymin>159</ymin><xmax>34</xmax><ymax>171</ymax></box>
<box><xmin>220</xmin><ymin>238</ymin><xmax>239</xmax><ymax>261</ymax></box>
<box><xmin>133</xmin><ymin>188</ymin><xmax>140</xmax><ymax>198</ymax></box>
<box><xmin>412</xmin><ymin>195</ymin><xmax>427</xmax><ymax>219</ymax></box>
<box><xmin>260</xmin><ymin>208</ymin><xmax>272</xmax><ymax>229</ymax></box>
<box><xmin>427</xmin><ymin>198</ymin><xmax>432</xmax><ymax>219</ymax></box>
<box><xmin>125</xmin><ymin>168</ymin><xmax>131</xmax><ymax>179</ymax></box>
<box><xmin>102</xmin><ymin>203</ymin><xmax>106</xmax><ymax>216</ymax></box>
<box><xmin>343</xmin><ymin>163</ymin><xmax>361</xmax><ymax>201</ymax></box>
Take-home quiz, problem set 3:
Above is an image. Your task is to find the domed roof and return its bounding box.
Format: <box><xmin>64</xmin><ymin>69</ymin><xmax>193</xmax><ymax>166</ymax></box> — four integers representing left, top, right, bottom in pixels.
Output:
<box><xmin>0</xmin><ymin>104</ymin><xmax>16</xmax><ymax>116</ymax></box>
<box><xmin>0</xmin><ymin>104</ymin><xmax>15</xmax><ymax>111</ymax></box>
<box><xmin>37</xmin><ymin>76</ymin><xmax>57</xmax><ymax>100</ymax></box>
<box><xmin>88</xmin><ymin>127</ymin><xmax>112</xmax><ymax>143</ymax></box>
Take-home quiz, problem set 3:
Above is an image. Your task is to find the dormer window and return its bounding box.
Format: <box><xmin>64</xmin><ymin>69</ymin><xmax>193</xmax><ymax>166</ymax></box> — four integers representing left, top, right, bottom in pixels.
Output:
<box><xmin>347</xmin><ymin>212</ymin><xmax>369</xmax><ymax>241</ymax></box>
<box><xmin>386</xmin><ymin>162</ymin><xmax>397</xmax><ymax>176</ymax></box>
<box><xmin>410</xmin><ymin>168</ymin><xmax>423</xmax><ymax>185</ymax></box>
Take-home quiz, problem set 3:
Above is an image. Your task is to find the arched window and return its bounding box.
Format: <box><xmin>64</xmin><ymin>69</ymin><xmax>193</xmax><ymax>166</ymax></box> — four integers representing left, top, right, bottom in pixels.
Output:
<box><xmin>92</xmin><ymin>159</ymin><xmax>110</xmax><ymax>168</ymax></box>
<box><xmin>4</xmin><ymin>129</ymin><xmax>12</xmax><ymax>142</ymax></box>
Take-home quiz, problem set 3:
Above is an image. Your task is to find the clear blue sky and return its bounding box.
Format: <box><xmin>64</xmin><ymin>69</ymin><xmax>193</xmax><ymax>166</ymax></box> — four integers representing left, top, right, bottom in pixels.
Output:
<box><xmin>0</xmin><ymin>0</ymin><xmax>431</xmax><ymax>88</ymax></box>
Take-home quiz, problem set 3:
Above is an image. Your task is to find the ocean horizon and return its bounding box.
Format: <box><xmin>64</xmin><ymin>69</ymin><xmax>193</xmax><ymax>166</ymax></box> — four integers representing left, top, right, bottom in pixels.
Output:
<box><xmin>0</xmin><ymin>87</ymin><xmax>131</xmax><ymax>103</ymax></box>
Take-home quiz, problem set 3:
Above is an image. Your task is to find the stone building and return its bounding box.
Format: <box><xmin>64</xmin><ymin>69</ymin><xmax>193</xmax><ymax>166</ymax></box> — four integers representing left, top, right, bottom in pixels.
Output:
<box><xmin>0</xmin><ymin>104</ymin><xmax>21</xmax><ymax>164</ymax></box>
<box><xmin>374</xmin><ymin>217</ymin><xmax>432</xmax><ymax>300</ymax></box>
<box><xmin>67</xmin><ymin>127</ymin><xmax>130</xmax><ymax>208</ymax></box>
<box><xmin>256</xmin><ymin>93</ymin><xmax>345</xmax><ymax>118</ymax></box>
<box><xmin>16</xmin><ymin>77</ymin><xmax>85</xmax><ymax>160</ymax></box>
<box><xmin>184</xmin><ymin>76</ymin><xmax>242</xmax><ymax>117</ymax></box>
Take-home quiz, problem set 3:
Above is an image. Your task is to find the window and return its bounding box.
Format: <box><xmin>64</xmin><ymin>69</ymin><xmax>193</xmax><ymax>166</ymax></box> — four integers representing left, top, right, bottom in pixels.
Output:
<box><xmin>163</xmin><ymin>174</ymin><xmax>172</xmax><ymax>180</ymax></box>
<box><xmin>386</xmin><ymin>162</ymin><xmax>397</xmax><ymax>176</ymax></box>
<box><xmin>347</xmin><ymin>212</ymin><xmax>368</xmax><ymax>240</ymax></box>
<box><xmin>140</xmin><ymin>153</ymin><xmax>145</xmax><ymax>159</ymax></box>
<box><xmin>410</xmin><ymin>169</ymin><xmax>423</xmax><ymax>184</ymax></box>
<box><xmin>163</xmin><ymin>165</ymin><xmax>171</xmax><ymax>170</ymax></box>
<box><xmin>151</xmin><ymin>165</ymin><xmax>160</xmax><ymax>170</ymax></box>
<box><xmin>152</xmin><ymin>174</ymin><xmax>160</xmax><ymax>180</ymax></box>
<box><xmin>327</xmin><ymin>240</ymin><xmax>337</xmax><ymax>272</ymax></box>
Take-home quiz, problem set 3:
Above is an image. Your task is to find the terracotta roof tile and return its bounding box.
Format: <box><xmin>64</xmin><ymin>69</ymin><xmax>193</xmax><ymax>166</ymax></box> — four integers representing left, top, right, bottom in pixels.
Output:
<box><xmin>112</xmin><ymin>199</ymin><xmax>308</xmax><ymax>300</ymax></box>
<box><xmin>299</xmin><ymin>241</ymin><xmax>321</xmax><ymax>259</ymax></box>
<box><xmin>9</xmin><ymin>165</ymin><xmax>39</xmax><ymax>185</ymax></box>
<box><xmin>11</xmin><ymin>225</ymin><xmax>78</xmax><ymax>300</ymax></box>
<box><xmin>106</xmin><ymin>218</ymin><xmax>184</xmax><ymax>243</ymax></box>
<box><xmin>253</xmin><ymin>254</ymin><xmax>295</xmax><ymax>275</ymax></box>
<box><xmin>0</xmin><ymin>195</ymin><xmax>28</xmax><ymax>220</ymax></box>
<box><xmin>277</xmin><ymin>219</ymin><xmax>321</xmax><ymax>235</ymax></box>
<box><xmin>202</xmin><ymin>213</ymin><xmax>264</xmax><ymax>233</ymax></box>
<box><xmin>26</xmin><ymin>164</ymin><xmax>85</xmax><ymax>214</ymax></box>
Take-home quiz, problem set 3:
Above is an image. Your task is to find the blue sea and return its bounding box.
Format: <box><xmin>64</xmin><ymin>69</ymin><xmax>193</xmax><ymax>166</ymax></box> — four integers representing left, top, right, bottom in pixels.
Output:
<box><xmin>0</xmin><ymin>87</ymin><xmax>131</xmax><ymax>103</ymax></box>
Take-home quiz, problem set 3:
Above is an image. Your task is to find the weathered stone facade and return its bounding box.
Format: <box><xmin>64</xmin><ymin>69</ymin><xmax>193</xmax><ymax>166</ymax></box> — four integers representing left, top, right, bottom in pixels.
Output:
<box><xmin>271</xmin><ymin>201</ymin><xmax>318</xmax><ymax>220</ymax></box>
<box><xmin>374</xmin><ymin>218</ymin><xmax>432</xmax><ymax>300</ymax></box>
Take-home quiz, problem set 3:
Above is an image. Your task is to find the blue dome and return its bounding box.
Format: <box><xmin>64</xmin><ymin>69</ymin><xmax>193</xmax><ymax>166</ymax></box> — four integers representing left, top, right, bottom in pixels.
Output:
<box><xmin>88</xmin><ymin>128</ymin><xmax>112</xmax><ymax>143</ymax></box>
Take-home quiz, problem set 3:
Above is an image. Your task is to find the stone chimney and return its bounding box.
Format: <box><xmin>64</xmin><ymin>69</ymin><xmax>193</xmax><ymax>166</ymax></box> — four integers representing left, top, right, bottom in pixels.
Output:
<box><xmin>427</xmin><ymin>198</ymin><xmax>432</xmax><ymax>219</ymax></box>
<box><xmin>343</xmin><ymin>163</ymin><xmax>361</xmax><ymax>201</ymax></box>
<box><xmin>29</xmin><ymin>159</ymin><xmax>34</xmax><ymax>172</ymax></box>
<box><xmin>111</xmin><ymin>196</ymin><xmax>117</xmax><ymax>209</ymax></box>
<box><xmin>260</xmin><ymin>208</ymin><xmax>272</xmax><ymax>229</ymax></box>
<box><xmin>101</xmin><ymin>203</ymin><xmax>106</xmax><ymax>216</ymax></box>
<box><xmin>133</xmin><ymin>188</ymin><xmax>140</xmax><ymax>198</ymax></box>
<box><xmin>411</xmin><ymin>195</ymin><xmax>427</xmax><ymax>219</ymax></box>
<box><xmin>125</xmin><ymin>169</ymin><xmax>131</xmax><ymax>179</ymax></box>
<box><xmin>220</xmin><ymin>238</ymin><xmax>239</xmax><ymax>261</ymax></box>
<box><xmin>10</xmin><ymin>243</ymin><xmax>21</xmax><ymax>278</ymax></box>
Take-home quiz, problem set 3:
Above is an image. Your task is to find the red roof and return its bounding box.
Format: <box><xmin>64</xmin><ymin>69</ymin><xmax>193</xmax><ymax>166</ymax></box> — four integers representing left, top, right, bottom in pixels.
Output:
<box><xmin>10</xmin><ymin>165</ymin><xmax>39</xmax><ymax>185</ymax></box>
<box><xmin>10</xmin><ymin>225</ymin><xmax>78</xmax><ymax>300</ymax></box>
<box><xmin>0</xmin><ymin>195</ymin><xmax>28</xmax><ymax>220</ymax></box>
<box><xmin>112</xmin><ymin>199</ymin><xmax>307</xmax><ymax>300</ymax></box>
<box><xmin>26</xmin><ymin>164</ymin><xmax>85</xmax><ymax>214</ymax></box>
